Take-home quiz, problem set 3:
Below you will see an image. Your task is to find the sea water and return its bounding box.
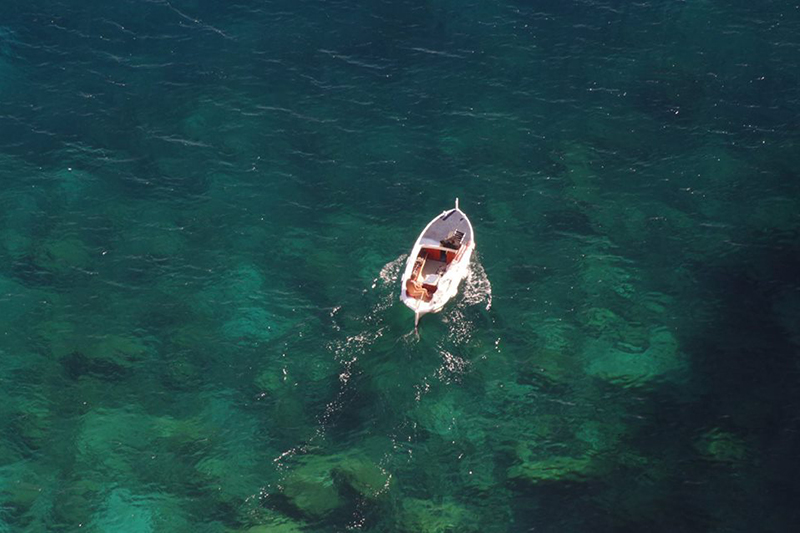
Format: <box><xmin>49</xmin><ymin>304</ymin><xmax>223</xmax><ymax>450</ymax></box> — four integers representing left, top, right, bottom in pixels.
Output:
<box><xmin>0</xmin><ymin>0</ymin><xmax>799</xmax><ymax>531</ymax></box>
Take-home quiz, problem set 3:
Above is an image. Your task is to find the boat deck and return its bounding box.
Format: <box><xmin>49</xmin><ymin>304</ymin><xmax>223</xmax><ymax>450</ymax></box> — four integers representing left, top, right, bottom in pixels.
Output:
<box><xmin>421</xmin><ymin>258</ymin><xmax>446</xmax><ymax>280</ymax></box>
<box><xmin>419</xmin><ymin>209</ymin><xmax>472</xmax><ymax>248</ymax></box>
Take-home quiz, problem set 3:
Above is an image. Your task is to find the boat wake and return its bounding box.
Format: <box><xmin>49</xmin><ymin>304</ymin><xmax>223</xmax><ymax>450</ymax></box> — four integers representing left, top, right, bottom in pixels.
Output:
<box><xmin>372</xmin><ymin>253</ymin><xmax>408</xmax><ymax>291</ymax></box>
<box><xmin>433</xmin><ymin>253</ymin><xmax>491</xmax><ymax>359</ymax></box>
<box><xmin>315</xmin><ymin>252</ymin><xmax>492</xmax><ymax>434</ymax></box>
<box><xmin>460</xmin><ymin>253</ymin><xmax>492</xmax><ymax>311</ymax></box>
<box><xmin>326</xmin><ymin>252</ymin><xmax>491</xmax><ymax>365</ymax></box>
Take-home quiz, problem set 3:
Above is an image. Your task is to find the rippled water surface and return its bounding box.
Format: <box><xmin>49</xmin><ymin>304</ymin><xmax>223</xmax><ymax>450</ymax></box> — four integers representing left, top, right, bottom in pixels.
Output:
<box><xmin>1</xmin><ymin>0</ymin><xmax>799</xmax><ymax>531</ymax></box>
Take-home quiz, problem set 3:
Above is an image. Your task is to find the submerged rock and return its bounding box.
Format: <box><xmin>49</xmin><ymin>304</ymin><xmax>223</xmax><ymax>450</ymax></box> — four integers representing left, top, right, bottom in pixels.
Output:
<box><xmin>694</xmin><ymin>428</ymin><xmax>748</xmax><ymax>464</ymax></box>
<box><xmin>235</xmin><ymin>501</ymin><xmax>307</xmax><ymax>533</ymax></box>
<box><xmin>748</xmin><ymin>196</ymin><xmax>800</xmax><ymax>234</ymax></box>
<box><xmin>192</xmin><ymin>262</ymin><xmax>295</xmax><ymax>346</ymax></box>
<box><xmin>12</xmin><ymin>399</ymin><xmax>52</xmax><ymax>451</ymax></box>
<box><xmin>507</xmin><ymin>455</ymin><xmax>597</xmax><ymax>484</ymax></box>
<box><xmin>33</xmin><ymin>237</ymin><xmax>93</xmax><ymax>274</ymax></box>
<box><xmin>53</xmin><ymin>478</ymin><xmax>103</xmax><ymax>527</ymax></box>
<box><xmin>0</xmin><ymin>275</ymin><xmax>39</xmax><ymax>324</ymax></box>
<box><xmin>88</xmin><ymin>488</ymin><xmax>155</xmax><ymax>532</ymax></box>
<box><xmin>583</xmin><ymin>307</ymin><xmax>649</xmax><ymax>353</ymax></box>
<box><xmin>558</xmin><ymin>142</ymin><xmax>601</xmax><ymax>205</ymax></box>
<box><xmin>222</xmin><ymin>307</ymin><xmax>283</xmax><ymax>346</ymax></box>
<box><xmin>282</xmin><ymin>456</ymin><xmax>342</xmax><ymax>518</ymax></box>
<box><xmin>575</xmin><ymin>419</ymin><xmax>627</xmax><ymax>455</ymax></box>
<box><xmin>161</xmin><ymin>355</ymin><xmax>202</xmax><ymax>391</ymax></box>
<box><xmin>0</xmin><ymin>469</ymin><xmax>44</xmax><ymax>522</ymax></box>
<box><xmin>484</xmin><ymin>380</ymin><xmax>537</xmax><ymax>418</ymax></box>
<box><xmin>52</xmin><ymin>167</ymin><xmax>98</xmax><ymax>205</ymax></box>
<box><xmin>244</xmin><ymin>519</ymin><xmax>306</xmax><ymax>533</ymax></box>
<box><xmin>0</xmin><ymin>228</ymin><xmax>31</xmax><ymax>259</ymax></box>
<box><xmin>255</xmin><ymin>366</ymin><xmax>286</xmax><ymax>393</ymax></box>
<box><xmin>153</xmin><ymin>416</ymin><xmax>207</xmax><ymax>454</ymax></box>
<box><xmin>196</xmin><ymin>263</ymin><xmax>266</xmax><ymax>312</ymax></box>
<box><xmin>581</xmin><ymin>254</ymin><xmax>638</xmax><ymax>301</ymax></box>
<box><xmin>61</xmin><ymin>334</ymin><xmax>151</xmax><ymax>379</ymax></box>
<box><xmin>506</xmin><ymin>434</ymin><xmax>615</xmax><ymax>486</ymax></box>
<box><xmin>281</xmin><ymin>453</ymin><xmax>391</xmax><ymax>518</ymax></box>
<box><xmin>413</xmin><ymin>392</ymin><xmax>464</xmax><ymax>438</ymax></box>
<box><xmin>332</xmin><ymin>457</ymin><xmax>391</xmax><ymax>500</ymax></box>
<box><xmin>194</xmin><ymin>454</ymin><xmax>260</xmax><ymax>510</ymax></box>
<box><xmin>76</xmin><ymin>408</ymin><xmax>152</xmax><ymax>476</ymax></box>
<box><xmin>535</xmin><ymin>317</ymin><xmax>579</xmax><ymax>353</ymax></box>
<box><xmin>584</xmin><ymin>327</ymin><xmax>685</xmax><ymax>385</ymax></box>
<box><xmin>399</xmin><ymin>497</ymin><xmax>477</xmax><ymax>533</ymax></box>
<box><xmin>88</xmin><ymin>487</ymin><xmax>190</xmax><ymax>532</ymax></box>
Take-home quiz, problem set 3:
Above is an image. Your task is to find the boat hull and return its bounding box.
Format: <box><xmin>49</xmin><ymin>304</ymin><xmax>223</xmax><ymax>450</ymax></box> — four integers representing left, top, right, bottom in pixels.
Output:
<box><xmin>400</xmin><ymin>203</ymin><xmax>475</xmax><ymax>324</ymax></box>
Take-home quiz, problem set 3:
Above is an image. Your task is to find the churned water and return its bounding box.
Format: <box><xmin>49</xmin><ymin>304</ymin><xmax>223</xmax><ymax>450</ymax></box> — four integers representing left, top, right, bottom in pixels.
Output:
<box><xmin>1</xmin><ymin>0</ymin><xmax>799</xmax><ymax>531</ymax></box>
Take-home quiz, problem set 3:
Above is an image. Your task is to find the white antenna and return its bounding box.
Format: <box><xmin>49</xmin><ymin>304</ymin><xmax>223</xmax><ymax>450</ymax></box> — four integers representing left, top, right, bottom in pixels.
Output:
<box><xmin>455</xmin><ymin>197</ymin><xmax>459</xmax><ymax>210</ymax></box>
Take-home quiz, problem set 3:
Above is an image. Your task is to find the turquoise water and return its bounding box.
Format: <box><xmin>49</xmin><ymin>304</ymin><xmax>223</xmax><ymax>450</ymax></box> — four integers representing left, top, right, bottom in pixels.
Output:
<box><xmin>1</xmin><ymin>0</ymin><xmax>799</xmax><ymax>531</ymax></box>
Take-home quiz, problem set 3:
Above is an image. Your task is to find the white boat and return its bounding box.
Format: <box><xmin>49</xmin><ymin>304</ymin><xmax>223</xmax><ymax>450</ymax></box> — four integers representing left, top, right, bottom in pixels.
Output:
<box><xmin>400</xmin><ymin>199</ymin><xmax>475</xmax><ymax>327</ymax></box>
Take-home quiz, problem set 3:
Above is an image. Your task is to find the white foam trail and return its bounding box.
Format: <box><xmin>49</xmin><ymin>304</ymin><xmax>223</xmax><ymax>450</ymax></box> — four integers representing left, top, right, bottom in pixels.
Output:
<box><xmin>323</xmin><ymin>253</ymin><xmax>492</xmax><ymax>423</ymax></box>
<box><xmin>374</xmin><ymin>254</ymin><xmax>407</xmax><ymax>288</ymax></box>
<box><xmin>433</xmin><ymin>254</ymin><xmax>493</xmax><ymax>382</ymax></box>
<box><xmin>367</xmin><ymin>254</ymin><xmax>408</xmax><ymax>316</ymax></box>
<box><xmin>461</xmin><ymin>253</ymin><xmax>493</xmax><ymax>311</ymax></box>
<box><xmin>321</xmin><ymin>255</ymin><xmax>406</xmax><ymax>426</ymax></box>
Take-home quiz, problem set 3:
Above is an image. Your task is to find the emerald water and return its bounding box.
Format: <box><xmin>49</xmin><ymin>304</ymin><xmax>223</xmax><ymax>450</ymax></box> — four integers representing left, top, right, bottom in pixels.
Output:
<box><xmin>1</xmin><ymin>1</ymin><xmax>799</xmax><ymax>531</ymax></box>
